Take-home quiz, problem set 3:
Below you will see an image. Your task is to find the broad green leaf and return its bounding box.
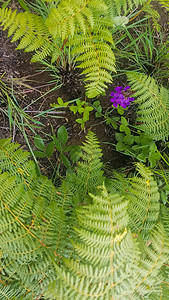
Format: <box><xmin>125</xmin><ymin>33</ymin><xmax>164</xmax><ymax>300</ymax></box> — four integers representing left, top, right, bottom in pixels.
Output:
<box><xmin>76</xmin><ymin>119</ymin><xmax>83</xmax><ymax>124</ymax></box>
<box><xmin>46</xmin><ymin>141</ymin><xmax>54</xmax><ymax>158</ymax></box>
<box><xmin>58</xmin><ymin>97</ymin><xmax>68</xmax><ymax>107</ymax></box>
<box><xmin>78</xmin><ymin>107</ymin><xmax>84</xmax><ymax>113</ymax></box>
<box><xmin>115</xmin><ymin>132</ymin><xmax>125</xmax><ymax>142</ymax></box>
<box><xmin>97</xmin><ymin>106</ymin><xmax>102</xmax><ymax>113</ymax></box>
<box><xmin>63</xmin><ymin>145</ymin><xmax>74</xmax><ymax>153</ymax></box>
<box><xmin>58</xmin><ymin>97</ymin><xmax>64</xmax><ymax>105</ymax></box>
<box><xmin>34</xmin><ymin>135</ymin><xmax>45</xmax><ymax>151</ymax></box>
<box><xmin>93</xmin><ymin>101</ymin><xmax>100</xmax><ymax>107</ymax></box>
<box><xmin>61</xmin><ymin>154</ymin><xmax>71</xmax><ymax>169</ymax></box>
<box><xmin>117</xmin><ymin>106</ymin><xmax>124</xmax><ymax>115</ymax></box>
<box><xmin>95</xmin><ymin>112</ymin><xmax>102</xmax><ymax>118</ymax></box>
<box><xmin>124</xmin><ymin>127</ymin><xmax>131</xmax><ymax>135</ymax></box>
<box><xmin>134</xmin><ymin>136</ymin><xmax>141</xmax><ymax>144</ymax></box>
<box><xmin>33</xmin><ymin>151</ymin><xmax>46</xmax><ymax>158</ymax></box>
<box><xmin>119</xmin><ymin>124</ymin><xmax>126</xmax><ymax>132</ymax></box>
<box><xmin>57</xmin><ymin>126</ymin><xmax>68</xmax><ymax>146</ymax></box>
<box><xmin>116</xmin><ymin>142</ymin><xmax>126</xmax><ymax>151</ymax></box>
<box><xmin>70</xmin><ymin>106</ymin><xmax>78</xmax><ymax>114</ymax></box>
<box><xmin>53</xmin><ymin>135</ymin><xmax>62</xmax><ymax>152</ymax></box>
<box><xmin>124</xmin><ymin>135</ymin><xmax>134</xmax><ymax>145</ymax></box>
<box><xmin>85</xmin><ymin>106</ymin><xmax>93</xmax><ymax>112</ymax></box>
<box><xmin>121</xmin><ymin>116</ymin><xmax>128</xmax><ymax>126</ymax></box>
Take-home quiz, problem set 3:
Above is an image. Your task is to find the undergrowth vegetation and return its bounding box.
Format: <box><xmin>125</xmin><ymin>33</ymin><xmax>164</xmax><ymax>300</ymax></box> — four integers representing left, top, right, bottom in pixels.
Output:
<box><xmin>0</xmin><ymin>132</ymin><xmax>169</xmax><ymax>299</ymax></box>
<box><xmin>0</xmin><ymin>0</ymin><xmax>169</xmax><ymax>299</ymax></box>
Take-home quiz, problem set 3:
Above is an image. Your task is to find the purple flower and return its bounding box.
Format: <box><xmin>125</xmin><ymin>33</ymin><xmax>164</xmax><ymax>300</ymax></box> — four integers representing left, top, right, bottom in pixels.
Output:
<box><xmin>124</xmin><ymin>86</ymin><xmax>130</xmax><ymax>91</ymax></box>
<box><xmin>110</xmin><ymin>86</ymin><xmax>134</xmax><ymax>109</ymax></box>
<box><xmin>115</xmin><ymin>86</ymin><xmax>123</xmax><ymax>92</ymax></box>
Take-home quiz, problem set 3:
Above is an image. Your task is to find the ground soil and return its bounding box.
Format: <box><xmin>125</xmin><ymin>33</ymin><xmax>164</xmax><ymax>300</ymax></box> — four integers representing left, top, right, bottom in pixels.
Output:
<box><xmin>0</xmin><ymin>0</ymin><xmax>169</xmax><ymax>177</ymax></box>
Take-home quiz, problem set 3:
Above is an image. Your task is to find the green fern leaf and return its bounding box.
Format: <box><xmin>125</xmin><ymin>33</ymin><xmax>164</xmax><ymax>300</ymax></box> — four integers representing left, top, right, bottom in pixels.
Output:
<box><xmin>0</xmin><ymin>139</ymin><xmax>71</xmax><ymax>299</ymax></box>
<box><xmin>104</xmin><ymin>0</ymin><xmax>148</xmax><ymax>15</ymax></box>
<box><xmin>45</xmin><ymin>185</ymin><xmax>169</xmax><ymax>299</ymax></box>
<box><xmin>128</xmin><ymin>163</ymin><xmax>160</xmax><ymax>235</ymax></box>
<box><xmin>45</xmin><ymin>0</ymin><xmax>107</xmax><ymax>39</ymax></box>
<box><xmin>0</xmin><ymin>8</ymin><xmax>62</xmax><ymax>63</ymax></box>
<box><xmin>73</xmin><ymin>131</ymin><xmax>104</xmax><ymax>200</ymax></box>
<box><xmin>70</xmin><ymin>21</ymin><xmax>116</xmax><ymax>98</ymax></box>
<box><xmin>127</xmin><ymin>72</ymin><xmax>169</xmax><ymax>141</ymax></box>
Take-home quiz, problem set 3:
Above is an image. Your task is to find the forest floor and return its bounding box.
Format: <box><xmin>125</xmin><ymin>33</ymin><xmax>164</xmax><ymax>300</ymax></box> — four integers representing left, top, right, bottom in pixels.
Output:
<box><xmin>0</xmin><ymin>0</ymin><xmax>169</xmax><ymax>177</ymax></box>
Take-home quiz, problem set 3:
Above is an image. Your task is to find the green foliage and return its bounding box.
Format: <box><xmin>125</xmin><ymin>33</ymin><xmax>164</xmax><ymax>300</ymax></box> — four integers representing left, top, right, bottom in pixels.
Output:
<box><xmin>33</xmin><ymin>126</ymin><xmax>82</xmax><ymax>174</ymax></box>
<box><xmin>127</xmin><ymin>72</ymin><xmax>169</xmax><ymax>141</ymax></box>
<box><xmin>0</xmin><ymin>132</ymin><xmax>169</xmax><ymax>298</ymax></box>
<box><xmin>115</xmin><ymin>19</ymin><xmax>169</xmax><ymax>78</ymax></box>
<box><xmin>45</xmin><ymin>183</ymin><xmax>169</xmax><ymax>299</ymax></box>
<box><xmin>69</xmin><ymin>17</ymin><xmax>116</xmax><ymax>98</ymax></box>
<box><xmin>0</xmin><ymin>1</ymin><xmax>116</xmax><ymax>98</ymax></box>
<box><xmin>93</xmin><ymin>100</ymin><xmax>102</xmax><ymax>117</ymax></box>
<box><xmin>70</xmin><ymin>100</ymin><xmax>93</xmax><ymax>129</ymax></box>
<box><xmin>0</xmin><ymin>0</ymin><xmax>153</xmax><ymax>98</ymax></box>
<box><xmin>157</xmin><ymin>0</ymin><xmax>169</xmax><ymax>12</ymax></box>
<box><xmin>66</xmin><ymin>131</ymin><xmax>104</xmax><ymax>204</ymax></box>
<box><xmin>0</xmin><ymin>138</ymin><xmax>71</xmax><ymax>299</ymax></box>
<box><xmin>52</xmin><ymin>97</ymin><xmax>94</xmax><ymax>129</ymax></box>
<box><xmin>115</xmin><ymin>117</ymin><xmax>161</xmax><ymax>167</ymax></box>
<box><xmin>127</xmin><ymin>163</ymin><xmax>160</xmax><ymax>234</ymax></box>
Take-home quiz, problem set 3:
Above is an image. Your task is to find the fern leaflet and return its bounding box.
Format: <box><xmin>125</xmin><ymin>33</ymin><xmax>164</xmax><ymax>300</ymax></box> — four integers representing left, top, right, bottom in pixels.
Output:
<box><xmin>127</xmin><ymin>72</ymin><xmax>169</xmax><ymax>141</ymax></box>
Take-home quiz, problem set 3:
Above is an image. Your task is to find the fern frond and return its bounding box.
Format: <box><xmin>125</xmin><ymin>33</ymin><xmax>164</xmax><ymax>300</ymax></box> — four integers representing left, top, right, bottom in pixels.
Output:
<box><xmin>0</xmin><ymin>8</ymin><xmax>62</xmax><ymax>63</ymax></box>
<box><xmin>70</xmin><ymin>19</ymin><xmax>116</xmax><ymax>98</ymax></box>
<box><xmin>0</xmin><ymin>4</ymin><xmax>116</xmax><ymax>98</ymax></box>
<box><xmin>160</xmin><ymin>204</ymin><xmax>169</xmax><ymax>237</ymax></box>
<box><xmin>0</xmin><ymin>138</ymin><xmax>36</xmax><ymax>183</ymax></box>
<box><xmin>128</xmin><ymin>163</ymin><xmax>160</xmax><ymax>235</ymax></box>
<box><xmin>104</xmin><ymin>0</ymin><xmax>147</xmax><ymax>15</ymax></box>
<box><xmin>68</xmin><ymin>131</ymin><xmax>104</xmax><ymax>202</ymax></box>
<box><xmin>157</xmin><ymin>0</ymin><xmax>169</xmax><ymax>12</ymax></box>
<box><xmin>45</xmin><ymin>185</ymin><xmax>169</xmax><ymax>299</ymax></box>
<box><xmin>127</xmin><ymin>72</ymin><xmax>169</xmax><ymax>141</ymax></box>
<box><xmin>0</xmin><ymin>139</ymin><xmax>72</xmax><ymax>298</ymax></box>
<box><xmin>45</xmin><ymin>0</ymin><xmax>107</xmax><ymax>39</ymax></box>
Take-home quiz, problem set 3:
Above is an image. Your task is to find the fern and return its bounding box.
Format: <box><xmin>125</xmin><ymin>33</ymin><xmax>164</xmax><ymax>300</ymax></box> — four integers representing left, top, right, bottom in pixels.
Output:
<box><xmin>45</xmin><ymin>0</ymin><xmax>108</xmax><ymax>39</ymax></box>
<box><xmin>45</xmin><ymin>185</ymin><xmax>169</xmax><ymax>299</ymax></box>
<box><xmin>157</xmin><ymin>0</ymin><xmax>169</xmax><ymax>12</ymax></box>
<box><xmin>104</xmin><ymin>0</ymin><xmax>147</xmax><ymax>15</ymax></box>
<box><xmin>66</xmin><ymin>131</ymin><xmax>104</xmax><ymax>203</ymax></box>
<box><xmin>0</xmin><ymin>1</ymin><xmax>127</xmax><ymax>97</ymax></box>
<box><xmin>0</xmin><ymin>7</ymin><xmax>62</xmax><ymax>63</ymax></box>
<box><xmin>44</xmin><ymin>1</ymin><xmax>116</xmax><ymax>97</ymax></box>
<box><xmin>0</xmin><ymin>139</ymin><xmax>71</xmax><ymax>299</ymax></box>
<box><xmin>70</xmin><ymin>17</ymin><xmax>116</xmax><ymax>98</ymax></box>
<box><xmin>0</xmin><ymin>133</ymin><xmax>169</xmax><ymax>299</ymax></box>
<box><xmin>128</xmin><ymin>163</ymin><xmax>160</xmax><ymax>235</ymax></box>
<box><xmin>127</xmin><ymin>72</ymin><xmax>169</xmax><ymax>141</ymax></box>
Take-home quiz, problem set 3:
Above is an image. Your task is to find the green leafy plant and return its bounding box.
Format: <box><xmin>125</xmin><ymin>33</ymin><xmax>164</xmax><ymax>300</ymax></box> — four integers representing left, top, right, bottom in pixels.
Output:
<box><xmin>33</xmin><ymin>125</ymin><xmax>82</xmax><ymax>175</ymax></box>
<box><xmin>51</xmin><ymin>97</ymin><xmax>94</xmax><ymax>129</ymax></box>
<box><xmin>114</xmin><ymin>19</ymin><xmax>169</xmax><ymax>79</ymax></box>
<box><xmin>126</xmin><ymin>71</ymin><xmax>169</xmax><ymax>141</ymax></box>
<box><xmin>69</xmin><ymin>100</ymin><xmax>93</xmax><ymax>129</ymax></box>
<box><xmin>93</xmin><ymin>100</ymin><xmax>102</xmax><ymax>117</ymax></box>
<box><xmin>0</xmin><ymin>132</ymin><xmax>169</xmax><ymax>299</ymax></box>
<box><xmin>1</xmin><ymin>0</ymin><xmax>160</xmax><ymax>98</ymax></box>
<box><xmin>0</xmin><ymin>1</ymin><xmax>117</xmax><ymax>98</ymax></box>
<box><xmin>115</xmin><ymin>116</ymin><xmax>161</xmax><ymax>167</ymax></box>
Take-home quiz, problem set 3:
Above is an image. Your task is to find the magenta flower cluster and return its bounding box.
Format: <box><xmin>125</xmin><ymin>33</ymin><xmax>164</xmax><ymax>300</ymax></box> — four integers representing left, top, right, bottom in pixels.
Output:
<box><xmin>110</xmin><ymin>86</ymin><xmax>134</xmax><ymax>108</ymax></box>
